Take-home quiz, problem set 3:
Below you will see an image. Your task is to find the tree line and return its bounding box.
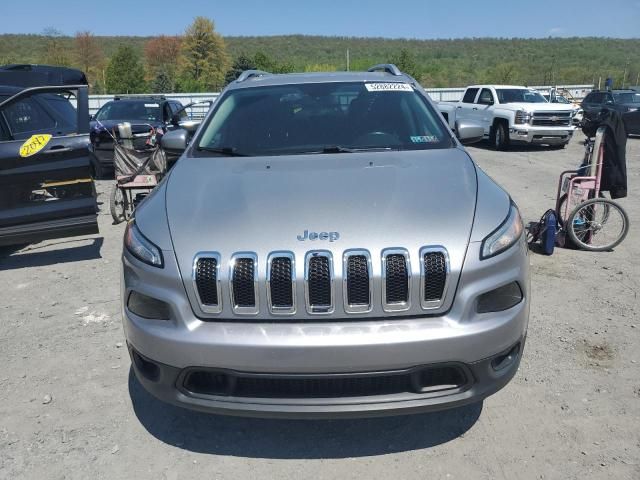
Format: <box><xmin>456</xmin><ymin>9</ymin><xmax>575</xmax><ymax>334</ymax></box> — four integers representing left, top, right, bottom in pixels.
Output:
<box><xmin>1</xmin><ymin>19</ymin><xmax>639</xmax><ymax>93</ymax></box>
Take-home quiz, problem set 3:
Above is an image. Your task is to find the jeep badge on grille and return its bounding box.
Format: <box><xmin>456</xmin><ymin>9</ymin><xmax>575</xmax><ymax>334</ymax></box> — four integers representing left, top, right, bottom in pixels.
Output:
<box><xmin>297</xmin><ymin>230</ymin><xmax>340</xmax><ymax>242</ymax></box>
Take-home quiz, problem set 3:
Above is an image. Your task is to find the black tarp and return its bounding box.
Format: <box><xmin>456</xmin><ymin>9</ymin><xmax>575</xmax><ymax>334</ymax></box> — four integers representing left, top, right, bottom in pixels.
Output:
<box><xmin>582</xmin><ymin>109</ymin><xmax>628</xmax><ymax>199</ymax></box>
<box><xmin>0</xmin><ymin>64</ymin><xmax>88</xmax><ymax>88</ymax></box>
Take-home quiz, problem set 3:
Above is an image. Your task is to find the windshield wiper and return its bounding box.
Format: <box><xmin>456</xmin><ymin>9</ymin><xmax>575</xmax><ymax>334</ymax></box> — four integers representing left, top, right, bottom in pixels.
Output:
<box><xmin>314</xmin><ymin>146</ymin><xmax>393</xmax><ymax>154</ymax></box>
<box><xmin>196</xmin><ymin>146</ymin><xmax>248</xmax><ymax>157</ymax></box>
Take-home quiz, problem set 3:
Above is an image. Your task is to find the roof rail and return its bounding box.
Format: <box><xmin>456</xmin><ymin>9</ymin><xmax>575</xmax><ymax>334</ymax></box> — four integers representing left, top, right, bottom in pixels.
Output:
<box><xmin>236</xmin><ymin>70</ymin><xmax>270</xmax><ymax>83</ymax></box>
<box><xmin>367</xmin><ymin>64</ymin><xmax>403</xmax><ymax>76</ymax></box>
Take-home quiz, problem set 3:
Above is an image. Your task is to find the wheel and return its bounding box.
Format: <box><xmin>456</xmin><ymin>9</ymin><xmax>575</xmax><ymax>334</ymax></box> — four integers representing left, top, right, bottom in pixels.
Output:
<box><xmin>566</xmin><ymin>198</ymin><xmax>629</xmax><ymax>251</ymax></box>
<box><xmin>110</xmin><ymin>185</ymin><xmax>131</xmax><ymax>224</ymax></box>
<box><xmin>493</xmin><ymin>122</ymin><xmax>509</xmax><ymax>150</ymax></box>
<box><xmin>556</xmin><ymin>194</ymin><xmax>569</xmax><ymax>224</ymax></box>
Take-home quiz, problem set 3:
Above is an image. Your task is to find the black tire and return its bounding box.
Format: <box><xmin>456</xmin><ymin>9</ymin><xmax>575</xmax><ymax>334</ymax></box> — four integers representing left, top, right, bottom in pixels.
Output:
<box><xmin>493</xmin><ymin>121</ymin><xmax>509</xmax><ymax>150</ymax></box>
<box><xmin>566</xmin><ymin>198</ymin><xmax>629</xmax><ymax>251</ymax></box>
<box><xmin>110</xmin><ymin>185</ymin><xmax>130</xmax><ymax>224</ymax></box>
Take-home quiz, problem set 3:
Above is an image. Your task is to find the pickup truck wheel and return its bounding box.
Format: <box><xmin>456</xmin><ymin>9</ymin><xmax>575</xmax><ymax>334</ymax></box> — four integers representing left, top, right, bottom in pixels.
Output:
<box><xmin>493</xmin><ymin>122</ymin><xmax>509</xmax><ymax>151</ymax></box>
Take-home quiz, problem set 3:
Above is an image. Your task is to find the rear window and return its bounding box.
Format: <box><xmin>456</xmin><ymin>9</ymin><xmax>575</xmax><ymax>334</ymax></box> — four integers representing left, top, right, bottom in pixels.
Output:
<box><xmin>613</xmin><ymin>92</ymin><xmax>640</xmax><ymax>104</ymax></box>
<box><xmin>95</xmin><ymin>101</ymin><xmax>161</xmax><ymax>122</ymax></box>
<box><xmin>196</xmin><ymin>82</ymin><xmax>451</xmax><ymax>156</ymax></box>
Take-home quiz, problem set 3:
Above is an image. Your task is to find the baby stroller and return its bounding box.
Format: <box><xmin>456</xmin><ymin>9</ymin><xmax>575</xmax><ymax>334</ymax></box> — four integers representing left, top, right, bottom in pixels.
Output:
<box><xmin>109</xmin><ymin>125</ymin><xmax>167</xmax><ymax>224</ymax></box>
<box><xmin>550</xmin><ymin>110</ymin><xmax>629</xmax><ymax>251</ymax></box>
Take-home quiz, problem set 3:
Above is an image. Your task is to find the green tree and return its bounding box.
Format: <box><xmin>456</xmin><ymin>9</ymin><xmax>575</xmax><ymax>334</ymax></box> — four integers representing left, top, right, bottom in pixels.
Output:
<box><xmin>105</xmin><ymin>45</ymin><xmax>146</xmax><ymax>94</ymax></box>
<box><xmin>42</xmin><ymin>28</ymin><xmax>70</xmax><ymax>66</ymax></box>
<box><xmin>224</xmin><ymin>54</ymin><xmax>256</xmax><ymax>85</ymax></box>
<box><xmin>180</xmin><ymin>17</ymin><xmax>230</xmax><ymax>91</ymax></box>
<box><xmin>152</xmin><ymin>69</ymin><xmax>173</xmax><ymax>93</ymax></box>
<box><xmin>391</xmin><ymin>49</ymin><xmax>421</xmax><ymax>79</ymax></box>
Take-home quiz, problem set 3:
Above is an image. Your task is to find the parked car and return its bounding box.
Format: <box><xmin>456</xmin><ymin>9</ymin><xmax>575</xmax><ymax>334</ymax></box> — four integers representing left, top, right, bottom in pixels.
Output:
<box><xmin>0</xmin><ymin>65</ymin><xmax>98</xmax><ymax>247</ymax></box>
<box><xmin>122</xmin><ymin>65</ymin><xmax>530</xmax><ymax>418</ymax></box>
<box><xmin>581</xmin><ymin>89</ymin><xmax>640</xmax><ymax>136</ymax></box>
<box><xmin>438</xmin><ymin>85</ymin><xmax>576</xmax><ymax>149</ymax></box>
<box><xmin>89</xmin><ymin>96</ymin><xmax>186</xmax><ymax>176</ymax></box>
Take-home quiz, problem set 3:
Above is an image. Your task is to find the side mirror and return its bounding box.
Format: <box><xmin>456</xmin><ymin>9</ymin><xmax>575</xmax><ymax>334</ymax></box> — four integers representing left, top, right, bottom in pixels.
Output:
<box><xmin>161</xmin><ymin>129</ymin><xmax>188</xmax><ymax>154</ymax></box>
<box><xmin>456</xmin><ymin>122</ymin><xmax>484</xmax><ymax>145</ymax></box>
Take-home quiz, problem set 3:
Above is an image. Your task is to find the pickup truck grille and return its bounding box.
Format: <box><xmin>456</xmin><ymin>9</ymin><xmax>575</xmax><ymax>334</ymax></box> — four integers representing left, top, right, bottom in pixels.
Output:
<box><xmin>193</xmin><ymin>247</ymin><xmax>450</xmax><ymax>317</ymax></box>
<box><xmin>531</xmin><ymin>112</ymin><xmax>572</xmax><ymax>127</ymax></box>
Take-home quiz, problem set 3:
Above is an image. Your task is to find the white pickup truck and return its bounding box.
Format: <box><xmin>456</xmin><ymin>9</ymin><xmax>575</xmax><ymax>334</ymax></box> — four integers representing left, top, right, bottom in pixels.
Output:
<box><xmin>438</xmin><ymin>85</ymin><xmax>576</xmax><ymax>150</ymax></box>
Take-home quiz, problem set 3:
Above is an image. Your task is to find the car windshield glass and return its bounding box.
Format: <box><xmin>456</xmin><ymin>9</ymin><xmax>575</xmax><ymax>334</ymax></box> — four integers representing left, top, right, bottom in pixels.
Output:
<box><xmin>95</xmin><ymin>101</ymin><xmax>162</xmax><ymax>122</ymax></box>
<box><xmin>196</xmin><ymin>82</ymin><xmax>451</xmax><ymax>156</ymax></box>
<box><xmin>553</xmin><ymin>96</ymin><xmax>570</xmax><ymax>104</ymax></box>
<box><xmin>613</xmin><ymin>92</ymin><xmax>640</xmax><ymax>103</ymax></box>
<box><xmin>496</xmin><ymin>89</ymin><xmax>547</xmax><ymax>104</ymax></box>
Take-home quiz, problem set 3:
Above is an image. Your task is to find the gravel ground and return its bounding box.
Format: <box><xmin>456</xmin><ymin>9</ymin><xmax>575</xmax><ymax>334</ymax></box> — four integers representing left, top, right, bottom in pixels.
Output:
<box><xmin>1</xmin><ymin>133</ymin><xmax>638</xmax><ymax>480</ymax></box>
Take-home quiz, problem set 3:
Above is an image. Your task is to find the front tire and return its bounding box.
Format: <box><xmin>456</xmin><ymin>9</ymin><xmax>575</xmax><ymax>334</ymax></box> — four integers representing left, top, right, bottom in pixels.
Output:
<box><xmin>493</xmin><ymin>122</ymin><xmax>509</xmax><ymax>150</ymax></box>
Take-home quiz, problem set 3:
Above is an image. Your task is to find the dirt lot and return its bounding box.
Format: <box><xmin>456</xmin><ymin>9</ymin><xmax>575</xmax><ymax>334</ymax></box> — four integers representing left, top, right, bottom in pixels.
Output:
<box><xmin>1</xmin><ymin>133</ymin><xmax>638</xmax><ymax>480</ymax></box>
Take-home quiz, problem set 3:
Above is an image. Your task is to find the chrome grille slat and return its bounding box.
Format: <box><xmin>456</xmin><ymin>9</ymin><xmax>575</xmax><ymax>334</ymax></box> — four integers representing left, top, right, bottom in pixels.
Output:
<box><xmin>267</xmin><ymin>252</ymin><xmax>296</xmax><ymax>315</ymax></box>
<box><xmin>381</xmin><ymin>248</ymin><xmax>411</xmax><ymax>312</ymax></box>
<box><xmin>192</xmin><ymin>252</ymin><xmax>222</xmax><ymax>314</ymax></box>
<box><xmin>420</xmin><ymin>246</ymin><xmax>449</xmax><ymax>310</ymax></box>
<box><xmin>343</xmin><ymin>250</ymin><xmax>372</xmax><ymax>313</ymax></box>
<box><xmin>305</xmin><ymin>251</ymin><xmax>334</xmax><ymax>314</ymax></box>
<box><xmin>229</xmin><ymin>253</ymin><xmax>259</xmax><ymax>315</ymax></box>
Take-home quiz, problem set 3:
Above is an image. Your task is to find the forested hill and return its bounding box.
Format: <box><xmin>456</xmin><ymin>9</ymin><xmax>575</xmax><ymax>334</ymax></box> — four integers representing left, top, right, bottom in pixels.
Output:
<box><xmin>1</xmin><ymin>34</ymin><xmax>639</xmax><ymax>88</ymax></box>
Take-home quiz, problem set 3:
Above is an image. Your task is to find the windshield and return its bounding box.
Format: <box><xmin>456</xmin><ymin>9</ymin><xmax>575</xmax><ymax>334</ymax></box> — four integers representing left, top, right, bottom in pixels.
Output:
<box><xmin>552</xmin><ymin>96</ymin><xmax>570</xmax><ymax>104</ymax></box>
<box><xmin>496</xmin><ymin>89</ymin><xmax>547</xmax><ymax>104</ymax></box>
<box><xmin>95</xmin><ymin>101</ymin><xmax>161</xmax><ymax>122</ymax></box>
<box><xmin>613</xmin><ymin>92</ymin><xmax>640</xmax><ymax>104</ymax></box>
<box><xmin>196</xmin><ymin>82</ymin><xmax>451</xmax><ymax>156</ymax></box>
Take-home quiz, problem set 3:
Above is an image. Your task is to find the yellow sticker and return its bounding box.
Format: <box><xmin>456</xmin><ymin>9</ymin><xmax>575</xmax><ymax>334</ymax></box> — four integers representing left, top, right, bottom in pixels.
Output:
<box><xmin>19</xmin><ymin>134</ymin><xmax>52</xmax><ymax>158</ymax></box>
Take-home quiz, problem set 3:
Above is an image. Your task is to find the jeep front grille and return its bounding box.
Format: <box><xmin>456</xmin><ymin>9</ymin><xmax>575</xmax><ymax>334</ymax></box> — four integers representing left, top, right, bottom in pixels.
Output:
<box><xmin>192</xmin><ymin>246</ymin><xmax>449</xmax><ymax>317</ymax></box>
<box><xmin>305</xmin><ymin>252</ymin><xmax>333</xmax><ymax>314</ymax></box>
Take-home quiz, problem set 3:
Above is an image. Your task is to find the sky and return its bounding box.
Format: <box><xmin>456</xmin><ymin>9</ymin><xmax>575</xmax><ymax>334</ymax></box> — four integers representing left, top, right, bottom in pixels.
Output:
<box><xmin>2</xmin><ymin>0</ymin><xmax>639</xmax><ymax>38</ymax></box>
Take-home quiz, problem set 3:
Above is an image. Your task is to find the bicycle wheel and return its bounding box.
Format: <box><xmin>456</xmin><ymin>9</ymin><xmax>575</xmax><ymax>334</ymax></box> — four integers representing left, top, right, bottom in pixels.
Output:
<box><xmin>110</xmin><ymin>185</ymin><xmax>131</xmax><ymax>224</ymax></box>
<box><xmin>566</xmin><ymin>198</ymin><xmax>629</xmax><ymax>251</ymax></box>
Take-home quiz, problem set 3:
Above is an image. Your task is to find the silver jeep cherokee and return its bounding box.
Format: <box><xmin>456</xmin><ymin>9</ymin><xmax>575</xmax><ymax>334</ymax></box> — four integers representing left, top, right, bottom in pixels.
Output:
<box><xmin>122</xmin><ymin>65</ymin><xmax>530</xmax><ymax>418</ymax></box>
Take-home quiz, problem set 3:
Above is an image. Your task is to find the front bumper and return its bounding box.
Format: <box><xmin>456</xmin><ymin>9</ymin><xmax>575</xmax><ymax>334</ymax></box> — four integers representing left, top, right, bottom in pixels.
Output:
<box><xmin>128</xmin><ymin>337</ymin><xmax>524</xmax><ymax>419</ymax></box>
<box><xmin>509</xmin><ymin>125</ymin><xmax>575</xmax><ymax>145</ymax></box>
<box><xmin>122</xmin><ymin>239</ymin><xmax>530</xmax><ymax>418</ymax></box>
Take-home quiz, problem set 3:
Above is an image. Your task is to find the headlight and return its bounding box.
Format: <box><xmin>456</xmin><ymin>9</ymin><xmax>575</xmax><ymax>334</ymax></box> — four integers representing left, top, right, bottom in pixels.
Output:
<box><xmin>627</xmin><ymin>107</ymin><xmax>638</xmax><ymax>113</ymax></box>
<box><xmin>124</xmin><ymin>220</ymin><xmax>163</xmax><ymax>267</ymax></box>
<box><xmin>514</xmin><ymin>110</ymin><xmax>531</xmax><ymax>124</ymax></box>
<box><xmin>481</xmin><ymin>203</ymin><xmax>523</xmax><ymax>259</ymax></box>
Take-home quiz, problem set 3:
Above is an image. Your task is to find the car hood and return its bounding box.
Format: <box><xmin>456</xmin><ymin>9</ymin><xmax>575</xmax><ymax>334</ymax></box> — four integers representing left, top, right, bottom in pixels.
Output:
<box><xmin>501</xmin><ymin>102</ymin><xmax>574</xmax><ymax>113</ymax></box>
<box><xmin>165</xmin><ymin>148</ymin><xmax>479</xmax><ymax>319</ymax></box>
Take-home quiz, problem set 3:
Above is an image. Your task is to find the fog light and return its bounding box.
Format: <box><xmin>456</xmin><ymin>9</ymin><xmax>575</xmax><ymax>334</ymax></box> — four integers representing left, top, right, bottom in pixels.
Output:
<box><xmin>127</xmin><ymin>291</ymin><xmax>171</xmax><ymax>320</ymax></box>
<box><xmin>477</xmin><ymin>282</ymin><xmax>523</xmax><ymax>314</ymax></box>
<box><xmin>491</xmin><ymin>342</ymin><xmax>520</xmax><ymax>371</ymax></box>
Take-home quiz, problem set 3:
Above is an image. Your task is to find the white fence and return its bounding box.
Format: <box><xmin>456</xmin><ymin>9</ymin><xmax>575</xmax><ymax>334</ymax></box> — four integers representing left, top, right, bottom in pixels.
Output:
<box><xmin>88</xmin><ymin>84</ymin><xmax>594</xmax><ymax>116</ymax></box>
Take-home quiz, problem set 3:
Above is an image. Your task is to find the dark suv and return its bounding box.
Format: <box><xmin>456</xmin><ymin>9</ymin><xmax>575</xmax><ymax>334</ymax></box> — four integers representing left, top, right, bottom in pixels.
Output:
<box><xmin>0</xmin><ymin>65</ymin><xmax>98</xmax><ymax>247</ymax></box>
<box><xmin>582</xmin><ymin>89</ymin><xmax>640</xmax><ymax>135</ymax></box>
<box><xmin>89</xmin><ymin>96</ymin><xmax>186</xmax><ymax>175</ymax></box>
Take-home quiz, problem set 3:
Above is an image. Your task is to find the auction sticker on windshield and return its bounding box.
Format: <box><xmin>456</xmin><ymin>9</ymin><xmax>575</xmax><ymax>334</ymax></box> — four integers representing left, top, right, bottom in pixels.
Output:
<box><xmin>19</xmin><ymin>134</ymin><xmax>52</xmax><ymax>158</ymax></box>
<box><xmin>365</xmin><ymin>83</ymin><xmax>413</xmax><ymax>92</ymax></box>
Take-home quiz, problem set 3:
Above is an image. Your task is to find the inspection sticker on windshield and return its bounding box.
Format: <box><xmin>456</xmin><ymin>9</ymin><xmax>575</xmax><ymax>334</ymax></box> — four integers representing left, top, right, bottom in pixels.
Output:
<box><xmin>410</xmin><ymin>135</ymin><xmax>438</xmax><ymax>143</ymax></box>
<box><xmin>144</xmin><ymin>103</ymin><xmax>159</xmax><ymax>108</ymax></box>
<box><xmin>19</xmin><ymin>134</ymin><xmax>52</xmax><ymax>158</ymax></box>
<box><xmin>365</xmin><ymin>83</ymin><xmax>413</xmax><ymax>92</ymax></box>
